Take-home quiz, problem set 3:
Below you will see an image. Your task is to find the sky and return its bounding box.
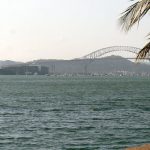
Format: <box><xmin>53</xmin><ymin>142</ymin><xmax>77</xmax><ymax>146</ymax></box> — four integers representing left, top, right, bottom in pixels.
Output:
<box><xmin>0</xmin><ymin>0</ymin><xmax>149</xmax><ymax>62</ymax></box>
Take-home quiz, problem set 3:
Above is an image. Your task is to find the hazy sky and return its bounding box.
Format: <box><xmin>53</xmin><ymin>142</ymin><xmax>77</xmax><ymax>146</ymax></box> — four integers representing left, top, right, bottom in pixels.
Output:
<box><xmin>0</xmin><ymin>0</ymin><xmax>149</xmax><ymax>61</ymax></box>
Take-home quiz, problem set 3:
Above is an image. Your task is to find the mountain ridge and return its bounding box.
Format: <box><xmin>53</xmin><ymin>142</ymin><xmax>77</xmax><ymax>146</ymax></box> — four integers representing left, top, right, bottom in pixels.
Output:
<box><xmin>0</xmin><ymin>56</ymin><xmax>150</xmax><ymax>74</ymax></box>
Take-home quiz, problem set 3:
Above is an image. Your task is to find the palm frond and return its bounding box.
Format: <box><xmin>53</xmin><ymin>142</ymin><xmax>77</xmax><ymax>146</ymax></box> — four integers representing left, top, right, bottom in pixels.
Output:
<box><xmin>136</xmin><ymin>41</ymin><xmax>150</xmax><ymax>60</ymax></box>
<box><xmin>120</xmin><ymin>0</ymin><xmax>150</xmax><ymax>31</ymax></box>
<box><xmin>147</xmin><ymin>33</ymin><xmax>150</xmax><ymax>39</ymax></box>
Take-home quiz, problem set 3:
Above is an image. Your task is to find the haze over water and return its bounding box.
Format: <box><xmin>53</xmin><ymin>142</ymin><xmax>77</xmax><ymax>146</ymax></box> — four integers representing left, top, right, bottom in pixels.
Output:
<box><xmin>0</xmin><ymin>76</ymin><xmax>149</xmax><ymax>150</ymax></box>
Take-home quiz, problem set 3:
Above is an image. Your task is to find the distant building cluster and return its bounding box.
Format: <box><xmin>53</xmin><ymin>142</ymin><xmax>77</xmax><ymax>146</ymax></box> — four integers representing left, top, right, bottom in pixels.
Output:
<box><xmin>0</xmin><ymin>65</ymin><xmax>49</xmax><ymax>75</ymax></box>
<box><xmin>47</xmin><ymin>72</ymin><xmax>150</xmax><ymax>77</ymax></box>
<box><xmin>0</xmin><ymin>64</ymin><xmax>150</xmax><ymax>77</ymax></box>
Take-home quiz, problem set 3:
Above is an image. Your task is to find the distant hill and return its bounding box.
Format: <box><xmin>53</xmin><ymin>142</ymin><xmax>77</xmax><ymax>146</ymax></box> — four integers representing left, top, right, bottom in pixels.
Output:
<box><xmin>0</xmin><ymin>60</ymin><xmax>23</xmax><ymax>68</ymax></box>
<box><xmin>0</xmin><ymin>56</ymin><xmax>150</xmax><ymax>75</ymax></box>
<box><xmin>27</xmin><ymin>56</ymin><xmax>150</xmax><ymax>74</ymax></box>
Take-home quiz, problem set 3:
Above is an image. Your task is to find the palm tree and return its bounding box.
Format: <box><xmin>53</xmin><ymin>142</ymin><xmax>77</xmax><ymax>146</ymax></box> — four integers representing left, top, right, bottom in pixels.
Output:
<box><xmin>119</xmin><ymin>0</ymin><xmax>150</xmax><ymax>60</ymax></box>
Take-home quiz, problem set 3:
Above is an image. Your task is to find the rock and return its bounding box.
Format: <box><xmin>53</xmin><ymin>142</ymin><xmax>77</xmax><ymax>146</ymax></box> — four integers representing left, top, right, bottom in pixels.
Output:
<box><xmin>125</xmin><ymin>144</ymin><xmax>150</xmax><ymax>150</ymax></box>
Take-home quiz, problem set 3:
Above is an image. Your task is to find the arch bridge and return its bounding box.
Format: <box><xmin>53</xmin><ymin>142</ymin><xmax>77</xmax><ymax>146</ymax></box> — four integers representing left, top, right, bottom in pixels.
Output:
<box><xmin>80</xmin><ymin>46</ymin><xmax>140</xmax><ymax>59</ymax></box>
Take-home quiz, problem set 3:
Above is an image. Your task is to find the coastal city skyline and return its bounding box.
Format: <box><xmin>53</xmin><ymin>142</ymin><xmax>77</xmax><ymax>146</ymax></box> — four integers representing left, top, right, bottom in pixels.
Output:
<box><xmin>0</xmin><ymin>0</ymin><xmax>149</xmax><ymax>61</ymax></box>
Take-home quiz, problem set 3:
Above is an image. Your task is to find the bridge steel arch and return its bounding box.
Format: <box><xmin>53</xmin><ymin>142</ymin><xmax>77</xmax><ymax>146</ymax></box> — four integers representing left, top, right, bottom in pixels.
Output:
<box><xmin>81</xmin><ymin>46</ymin><xmax>140</xmax><ymax>59</ymax></box>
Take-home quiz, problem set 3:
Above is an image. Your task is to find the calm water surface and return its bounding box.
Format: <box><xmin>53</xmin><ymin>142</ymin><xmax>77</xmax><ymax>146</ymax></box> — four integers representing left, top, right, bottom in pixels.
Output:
<box><xmin>0</xmin><ymin>76</ymin><xmax>150</xmax><ymax>150</ymax></box>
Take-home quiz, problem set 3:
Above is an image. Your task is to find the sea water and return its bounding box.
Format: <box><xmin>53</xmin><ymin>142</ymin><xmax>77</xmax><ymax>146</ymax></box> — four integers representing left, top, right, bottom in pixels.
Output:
<box><xmin>0</xmin><ymin>76</ymin><xmax>149</xmax><ymax>150</ymax></box>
